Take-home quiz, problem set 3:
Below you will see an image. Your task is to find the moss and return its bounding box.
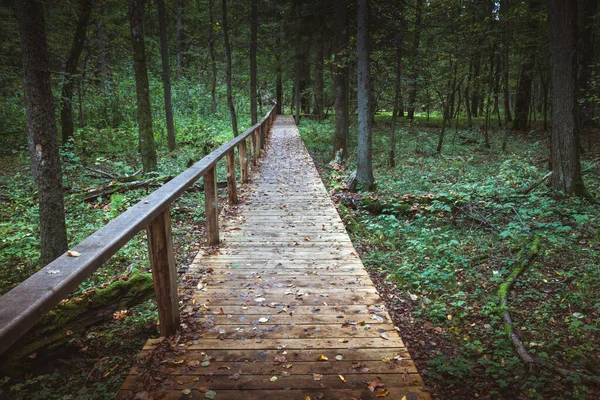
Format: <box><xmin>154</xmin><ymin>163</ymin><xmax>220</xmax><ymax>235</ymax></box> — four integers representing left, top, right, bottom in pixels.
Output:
<box><xmin>362</xmin><ymin>196</ymin><xmax>384</xmax><ymax>214</ymax></box>
<box><xmin>339</xmin><ymin>204</ymin><xmax>359</xmax><ymax>233</ymax></box>
<box><xmin>1</xmin><ymin>270</ymin><xmax>154</xmax><ymax>375</ymax></box>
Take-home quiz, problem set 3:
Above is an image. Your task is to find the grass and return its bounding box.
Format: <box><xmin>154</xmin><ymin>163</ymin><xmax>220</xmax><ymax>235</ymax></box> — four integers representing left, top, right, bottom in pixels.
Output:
<box><xmin>298</xmin><ymin>113</ymin><xmax>600</xmax><ymax>400</ymax></box>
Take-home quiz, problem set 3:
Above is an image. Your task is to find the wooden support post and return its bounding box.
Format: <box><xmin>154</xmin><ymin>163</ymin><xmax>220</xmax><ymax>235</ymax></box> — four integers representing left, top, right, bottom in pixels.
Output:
<box><xmin>260</xmin><ymin>125</ymin><xmax>265</xmax><ymax>150</ymax></box>
<box><xmin>239</xmin><ymin>139</ymin><xmax>248</xmax><ymax>183</ymax></box>
<box><xmin>254</xmin><ymin>130</ymin><xmax>261</xmax><ymax>159</ymax></box>
<box><xmin>226</xmin><ymin>150</ymin><xmax>238</xmax><ymax>204</ymax></box>
<box><xmin>249</xmin><ymin>132</ymin><xmax>257</xmax><ymax>166</ymax></box>
<box><xmin>147</xmin><ymin>209</ymin><xmax>180</xmax><ymax>337</ymax></box>
<box><xmin>204</xmin><ymin>166</ymin><xmax>219</xmax><ymax>245</ymax></box>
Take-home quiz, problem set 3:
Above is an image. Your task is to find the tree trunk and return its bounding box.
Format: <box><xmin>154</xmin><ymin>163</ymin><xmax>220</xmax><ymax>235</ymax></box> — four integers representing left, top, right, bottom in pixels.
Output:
<box><xmin>209</xmin><ymin>0</ymin><xmax>217</xmax><ymax>113</ymax></box>
<box><xmin>250</xmin><ymin>0</ymin><xmax>258</xmax><ymax>124</ymax></box>
<box><xmin>548</xmin><ymin>0</ymin><xmax>586</xmax><ymax>196</ymax></box>
<box><xmin>60</xmin><ymin>0</ymin><xmax>93</xmax><ymax>145</ymax></box>
<box><xmin>157</xmin><ymin>0</ymin><xmax>176</xmax><ymax>151</ymax></box>
<box><xmin>577</xmin><ymin>0</ymin><xmax>597</xmax><ymax>128</ymax></box>
<box><xmin>222</xmin><ymin>0</ymin><xmax>238</xmax><ymax>136</ymax></box>
<box><xmin>407</xmin><ymin>0</ymin><xmax>423</xmax><ymax>120</ymax></box>
<box><xmin>14</xmin><ymin>0</ymin><xmax>69</xmax><ymax>267</ymax></box>
<box><xmin>129</xmin><ymin>0</ymin><xmax>157</xmax><ymax>172</ymax></box>
<box><xmin>175</xmin><ymin>0</ymin><xmax>184</xmax><ymax>81</ymax></box>
<box><xmin>501</xmin><ymin>0</ymin><xmax>512</xmax><ymax>123</ymax></box>
<box><xmin>333</xmin><ymin>0</ymin><xmax>349</xmax><ymax>158</ymax></box>
<box><xmin>389</xmin><ymin>43</ymin><xmax>402</xmax><ymax>168</ymax></box>
<box><xmin>312</xmin><ymin>19</ymin><xmax>324</xmax><ymax>118</ymax></box>
<box><xmin>356</xmin><ymin>0</ymin><xmax>375</xmax><ymax>190</ymax></box>
<box><xmin>471</xmin><ymin>56</ymin><xmax>481</xmax><ymax>117</ymax></box>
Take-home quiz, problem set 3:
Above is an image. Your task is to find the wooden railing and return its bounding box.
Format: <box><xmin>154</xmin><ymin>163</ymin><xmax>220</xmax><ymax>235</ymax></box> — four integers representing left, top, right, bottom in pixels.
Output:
<box><xmin>0</xmin><ymin>107</ymin><xmax>276</xmax><ymax>355</ymax></box>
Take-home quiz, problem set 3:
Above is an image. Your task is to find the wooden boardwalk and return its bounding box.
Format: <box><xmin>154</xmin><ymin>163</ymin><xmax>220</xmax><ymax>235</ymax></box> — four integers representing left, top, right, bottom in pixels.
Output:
<box><xmin>119</xmin><ymin>116</ymin><xmax>429</xmax><ymax>399</ymax></box>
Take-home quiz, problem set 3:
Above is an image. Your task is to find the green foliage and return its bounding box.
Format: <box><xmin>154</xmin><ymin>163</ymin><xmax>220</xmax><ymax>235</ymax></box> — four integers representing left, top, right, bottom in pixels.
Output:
<box><xmin>300</xmin><ymin>116</ymin><xmax>600</xmax><ymax>399</ymax></box>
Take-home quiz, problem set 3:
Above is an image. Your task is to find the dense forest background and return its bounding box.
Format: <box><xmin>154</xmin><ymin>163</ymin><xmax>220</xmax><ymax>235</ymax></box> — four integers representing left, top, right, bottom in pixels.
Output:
<box><xmin>0</xmin><ymin>0</ymin><xmax>599</xmax><ymax>399</ymax></box>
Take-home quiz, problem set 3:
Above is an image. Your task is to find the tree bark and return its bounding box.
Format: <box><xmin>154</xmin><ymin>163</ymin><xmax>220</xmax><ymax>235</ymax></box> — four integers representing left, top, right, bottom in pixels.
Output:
<box><xmin>389</xmin><ymin>43</ymin><xmax>402</xmax><ymax>168</ymax></box>
<box><xmin>222</xmin><ymin>0</ymin><xmax>238</xmax><ymax>136</ymax></box>
<box><xmin>157</xmin><ymin>0</ymin><xmax>176</xmax><ymax>151</ymax></box>
<box><xmin>60</xmin><ymin>0</ymin><xmax>93</xmax><ymax>145</ymax></box>
<box><xmin>250</xmin><ymin>0</ymin><xmax>258</xmax><ymax>124</ymax></box>
<box><xmin>407</xmin><ymin>0</ymin><xmax>423</xmax><ymax>120</ymax></box>
<box><xmin>577</xmin><ymin>0</ymin><xmax>597</xmax><ymax>129</ymax></box>
<box><xmin>14</xmin><ymin>0</ymin><xmax>69</xmax><ymax>267</ymax></box>
<box><xmin>129</xmin><ymin>0</ymin><xmax>157</xmax><ymax>172</ymax></box>
<box><xmin>356</xmin><ymin>0</ymin><xmax>375</xmax><ymax>190</ymax></box>
<box><xmin>209</xmin><ymin>0</ymin><xmax>217</xmax><ymax>113</ymax></box>
<box><xmin>501</xmin><ymin>0</ymin><xmax>512</xmax><ymax>123</ymax></box>
<box><xmin>333</xmin><ymin>0</ymin><xmax>349</xmax><ymax>158</ymax></box>
<box><xmin>175</xmin><ymin>0</ymin><xmax>185</xmax><ymax>81</ymax></box>
<box><xmin>312</xmin><ymin>18</ymin><xmax>325</xmax><ymax>118</ymax></box>
<box><xmin>548</xmin><ymin>0</ymin><xmax>586</xmax><ymax>196</ymax></box>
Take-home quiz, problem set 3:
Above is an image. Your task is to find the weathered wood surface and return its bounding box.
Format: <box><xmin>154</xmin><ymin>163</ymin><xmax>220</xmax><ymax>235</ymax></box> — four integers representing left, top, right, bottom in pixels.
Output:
<box><xmin>118</xmin><ymin>116</ymin><xmax>429</xmax><ymax>399</ymax></box>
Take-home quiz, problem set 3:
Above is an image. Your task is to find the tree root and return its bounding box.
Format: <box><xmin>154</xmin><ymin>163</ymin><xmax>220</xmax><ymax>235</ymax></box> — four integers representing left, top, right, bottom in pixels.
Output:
<box><xmin>498</xmin><ymin>238</ymin><xmax>600</xmax><ymax>385</ymax></box>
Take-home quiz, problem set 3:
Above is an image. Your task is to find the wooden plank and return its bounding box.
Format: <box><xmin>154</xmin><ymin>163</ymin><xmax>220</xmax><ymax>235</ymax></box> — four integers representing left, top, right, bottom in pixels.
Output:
<box><xmin>254</xmin><ymin>129</ymin><xmax>261</xmax><ymax>159</ymax></box>
<box><xmin>204</xmin><ymin>166</ymin><xmax>219</xmax><ymax>246</ymax></box>
<box><xmin>249</xmin><ymin>131</ymin><xmax>257</xmax><ymax>165</ymax></box>
<box><xmin>226</xmin><ymin>150</ymin><xmax>238</xmax><ymax>205</ymax></box>
<box><xmin>146</xmin><ymin>209</ymin><xmax>180</xmax><ymax>336</ymax></box>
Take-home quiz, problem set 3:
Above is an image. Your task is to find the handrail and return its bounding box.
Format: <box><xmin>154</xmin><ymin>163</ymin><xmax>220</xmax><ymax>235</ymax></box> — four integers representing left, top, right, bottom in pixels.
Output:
<box><xmin>0</xmin><ymin>106</ymin><xmax>276</xmax><ymax>355</ymax></box>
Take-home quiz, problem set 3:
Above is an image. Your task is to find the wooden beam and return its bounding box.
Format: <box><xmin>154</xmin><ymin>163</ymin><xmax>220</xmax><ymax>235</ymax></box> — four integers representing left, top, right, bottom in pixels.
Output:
<box><xmin>259</xmin><ymin>125</ymin><xmax>265</xmax><ymax>149</ymax></box>
<box><xmin>146</xmin><ymin>209</ymin><xmax>179</xmax><ymax>337</ymax></box>
<box><xmin>204</xmin><ymin>166</ymin><xmax>219</xmax><ymax>246</ymax></box>
<box><xmin>239</xmin><ymin>139</ymin><xmax>248</xmax><ymax>183</ymax></box>
<box><xmin>254</xmin><ymin>130</ymin><xmax>261</xmax><ymax>159</ymax></box>
<box><xmin>226</xmin><ymin>150</ymin><xmax>238</xmax><ymax>204</ymax></box>
<box><xmin>250</xmin><ymin>131</ymin><xmax>257</xmax><ymax>165</ymax></box>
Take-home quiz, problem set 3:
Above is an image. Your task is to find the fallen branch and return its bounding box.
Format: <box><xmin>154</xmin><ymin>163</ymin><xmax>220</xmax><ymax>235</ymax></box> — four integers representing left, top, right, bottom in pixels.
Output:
<box><xmin>519</xmin><ymin>171</ymin><xmax>552</xmax><ymax>195</ymax></box>
<box><xmin>83</xmin><ymin>166</ymin><xmax>143</xmax><ymax>182</ymax></box>
<box><xmin>498</xmin><ymin>238</ymin><xmax>600</xmax><ymax>385</ymax></box>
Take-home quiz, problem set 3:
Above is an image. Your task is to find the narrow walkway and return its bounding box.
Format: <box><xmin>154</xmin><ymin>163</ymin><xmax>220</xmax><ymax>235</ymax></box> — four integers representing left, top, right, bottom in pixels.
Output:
<box><xmin>119</xmin><ymin>116</ymin><xmax>429</xmax><ymax>399</ymax></box>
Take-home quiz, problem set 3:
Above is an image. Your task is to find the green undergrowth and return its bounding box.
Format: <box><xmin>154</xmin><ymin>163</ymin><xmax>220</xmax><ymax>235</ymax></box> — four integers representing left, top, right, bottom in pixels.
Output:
<box><xmin>299</xmin><ymin>115</ymin><xmax>600</xmax><ymax>399</ymax></box>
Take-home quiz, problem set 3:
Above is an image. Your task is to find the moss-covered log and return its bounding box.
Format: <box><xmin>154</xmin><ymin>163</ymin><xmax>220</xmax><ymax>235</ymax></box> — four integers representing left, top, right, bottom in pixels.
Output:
<box><xmin>1</xmin><ymin>270</ymin><xmax>155</xmax><ymax>375</ymax></box>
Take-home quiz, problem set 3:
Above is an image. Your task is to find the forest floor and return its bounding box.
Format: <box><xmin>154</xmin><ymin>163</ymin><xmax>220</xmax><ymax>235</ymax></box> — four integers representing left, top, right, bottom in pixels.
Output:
<box><xmin>298</xmin><ymin>114</ymin><xmax>600</xmax><ymax>400</ymax></box>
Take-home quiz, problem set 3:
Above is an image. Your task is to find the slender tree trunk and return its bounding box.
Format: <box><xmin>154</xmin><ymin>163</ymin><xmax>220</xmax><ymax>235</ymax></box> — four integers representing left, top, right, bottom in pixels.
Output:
<box><xmin>465</xmin><ymin>60</ymin><xmax>473</xmax><ymax>127</ymax></box>
<box><xmin>14</xmin><ymin>0</ymin><xmax>68</xmax><ymax>266</ymax></box>
<box><xmin>501</xmin><ymin>0</ymin><xmax>512</xmax><ymax>123</ymax></box>
<box><xmin>356</xmin><ymin>0</ymin><xmax>374</xmax><ymax>190</ymax></box>
<box><xmin>175</xmin><ymin>0</ymin><xmax>184</xmax><ymax>81</ymax></box>
<box><xmin>129</xmin><ymin>0</ymin><xmax>157</xmax><ymax>172</ymax></box>
<box><xmin>60</xmin><ymin>0</ymin><xmax>93</xmax><ymax>145</ymax></box>
<box><xmin>222</xmin><ymin>0</ymin><xmax>238</xmax><ymax>136</ymax></box>
<box><xmin>157</xmin><ymin>0</ymin><xmax>176</xmax><ymax>151</ymax></box>
<box><xmin>313</xmin><ymin>19</ymin><xmax>324</xmax><ymax>118</ymax></box>
<box><xmin>548</xmin><ymin>0</ymin><xmax>586</xmax><ymax>196</ymax></box>
<box><xmin>471</xmin><ymin>56</ymin><xmax>481</xmax><ymax>117</ymax></box>
<box><xmin>250</xmin><ymin>0</ymin><xmax>258</xmax><ymax>124</ymax></box>
<box><xmin>209</xmin><ymin>0</ymin><xmax>217</xmax><ymax>113</ymax></box>
<box><xmin>577</xmin><ymin>0</ymin><xmax>597</xmax><ymax>128</ymax></box>
<box><xmin>407</xmin><ymin>0</ymin><xmax>423</xmax><ymax>119</ymax></box>
<box><xmin>389</xmin><ymin>43</ymin><xmax>402</xmax><ymax>168</ymax></box>
<box><xmin>333</xmin><ymin>0</ymin><xmax>349</xmax><ymax>158</ymax></box>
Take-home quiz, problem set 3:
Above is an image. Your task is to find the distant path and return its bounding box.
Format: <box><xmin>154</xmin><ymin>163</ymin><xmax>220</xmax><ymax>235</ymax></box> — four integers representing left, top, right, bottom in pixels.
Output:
<box><xmin>118</xmin><ymin>115</ymin><xmax>430</xmax><ymax>399</ymax></box>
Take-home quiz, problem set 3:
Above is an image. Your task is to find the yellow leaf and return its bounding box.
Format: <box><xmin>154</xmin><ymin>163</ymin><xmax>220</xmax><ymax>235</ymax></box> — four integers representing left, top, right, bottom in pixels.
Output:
<box><xmin>67</xmin><ymin>250</ymin><xmax>81</xmax><ymax>257</ymax></box>
<box><xmin>339</xmin><ymin>375</ymin><xmax>347</xmax><ymax>383</ymax></box>
<box><xmin>317</xmin><ymin>354</ymin><xmax>328</xmax><ymax>361</ymax></box>
<box><xmin>376</xmin><ymin>389</ymin><xmax>390</xmax><ymax>397</ymax></box>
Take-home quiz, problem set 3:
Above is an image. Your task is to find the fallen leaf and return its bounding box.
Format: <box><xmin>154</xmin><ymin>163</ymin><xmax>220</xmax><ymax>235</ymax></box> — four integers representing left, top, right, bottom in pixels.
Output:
<box><xmin>172</xmin><ymin>359</ymin><xmax>185</xmax><ymax>365</ymax></box>
<box><xmin>198</xmin><ymin>387</ymin><xmax>209</xmax><ymax>393</ymax></box>
<box><xmin>380</xmin><ymin>332</ymin><xmax>390</xmax><ymax>340</ymax></box>
<box><xmin>304</xmin><ymin>396</ymin><xmax>312</xmax><ymax>400</ymax></box>
<box><xmin>229</xmin><ymin>373</ymin><xmax>240</xmax><ymax>380</ymax></box>
<box><xmin>254</xmin><ymin>297</ymin><xmax>266</xmax><ymax>303</ymax></box>
<box><xmin>182</xmin><ymin>389</ymin><xmax>191</xmax><ymax>395</ymax></box>
<box><xmin>205</xmin><ymin>391</ymin><xmax>217</xmax><ymax>399</ymax></box>
<box><xmin>368</xmin><ymin>377</ymin><xmax>385</xmax><ymax>392</ymax></box>
<box><xmin>258</xmin><ymin>317</ymin><xmax>269</xmax><ymax>323</ymax></box>
<box><xmin>201</xmin><ymin>360</ymin><xmax>210</xmax><ymax>367</ymax></box>
<box><xmin>335</xmin><ymin>355</ymin><xmax>343</xmax><ymax>361</ymax></box>
<box><xmin>376</xmin><ymin>389</ymin><xmax>390</xmax><ymax>397</ymax></box>
<box><xmin>317</xmin><ymin>354</ymin><xmax>328</xmax><ymax>361</ymax></box>
<box><xmin>67</xmin><ymin>250</ymin><xmax>81</xmax><ymax>257</ymax></box>
<box><xmin>270</xmin><ymin>376</ymin><xmax>278</xmax><ymax>382</ymax></box>
<box><xmin>313</xmin><ymin>373</ymin><xmax>323</xmax><ymax>381</ymax></box>
<box><xmin>339</xmin><ymin>375</ymin><xmax>347</xmax><ymax>383</ymax></box>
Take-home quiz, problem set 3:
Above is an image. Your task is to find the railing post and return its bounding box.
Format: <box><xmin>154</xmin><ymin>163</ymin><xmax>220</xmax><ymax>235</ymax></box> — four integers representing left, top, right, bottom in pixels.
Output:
<box><xmin>250</xmin><ymin>131</ymin><xmax>257</xmax><ymax>166</ymax></box>
<box><xmin>254</xmin><ymin>129</ymin><xmax>261</xmax><ymax>159</ymax></box>
<box><xmin>204</xmin><ymin>166</ymin><xmax>219</xmax><ymax>245</ymax></box>
<box><xmin>226</xmin><ymin>150</ymin><xmax>238</xmax><ymax>204</ymax></box>
<box><xmin>147</xmin><ymin>209</ymin><xmax>180</xmax><ymax>337</ymax></box>
<box><xmin>259</xmin><ymin>124</ymin><xmax>265</xmax><ymax>149</ymax></box>
<box><xmin>239</xmin><ymin>139</ymin><xmax>248</xmax><ymax>183</ymax></box>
